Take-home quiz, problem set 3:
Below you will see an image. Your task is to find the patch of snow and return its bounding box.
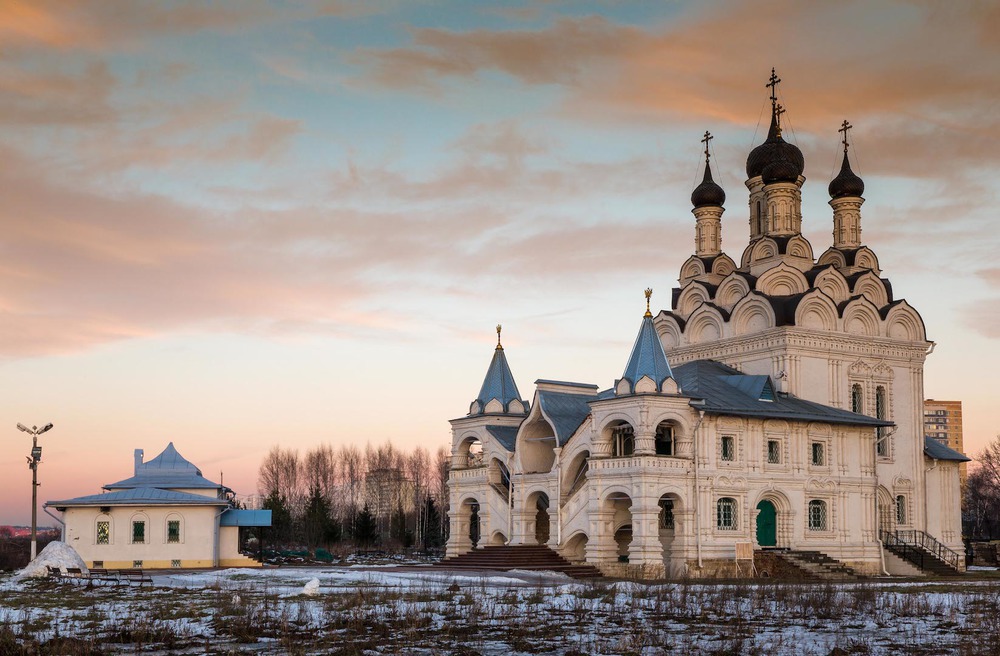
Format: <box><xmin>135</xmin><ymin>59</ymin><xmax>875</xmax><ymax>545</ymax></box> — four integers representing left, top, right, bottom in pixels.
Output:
<box><xmin>968</xmin><ymin>565</ymin><xmax>999</xmax><ymax>571</ymax></box>
<box><xmin>16</xmin><ymin>541</ymin><xmax>87</xmax><ymax>580</ymax></box>
<box><xmin>302</xmin><ymin>578</ymin><xmax>320</xmax><ymax>595</ymax></box>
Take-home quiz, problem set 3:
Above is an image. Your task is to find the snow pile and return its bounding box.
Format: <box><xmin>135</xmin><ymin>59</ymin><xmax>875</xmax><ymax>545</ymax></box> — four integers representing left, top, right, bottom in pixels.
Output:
<box><xmin>16</xmin><ymin>541</ymin><xmax>87</xmax><ymax>580</ymax></box>
<box><xmin>302</xmin><ymin>578</ymin><xmax>320</xmax><ymax>595</ymax></box>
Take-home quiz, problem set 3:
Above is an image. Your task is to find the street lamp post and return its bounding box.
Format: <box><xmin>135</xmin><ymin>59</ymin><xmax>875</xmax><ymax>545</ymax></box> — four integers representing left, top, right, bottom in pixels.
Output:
<box><xmin>17</xmin><ymin>422</ymin><xmax>53</xmax><ymax>561</ymax></box>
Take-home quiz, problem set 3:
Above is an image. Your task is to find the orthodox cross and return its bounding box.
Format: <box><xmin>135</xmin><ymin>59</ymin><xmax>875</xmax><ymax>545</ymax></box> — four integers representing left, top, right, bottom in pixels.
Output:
<box><xmin>644</xmin><ymin>288</ymin><xmax>653</xmax><ymax>317</ymax></box>
<box><xmin>774</xmin><ymin>103</ymin><xmax>786</xmax><ymax>135</ymax></box>
<box><xmin>701</xmin><ymin>130</ymin><xmax>713</xmax><ymax>163</ymax></box>
<box><xmin>839</xmin><ymin>120</ymin><xmax>853</xmax><ymax>153</ymax></box>
<box><xmin>766</xmin><ymin>68</ymin><xmax>781</xmax><ymax>107</ymax></box>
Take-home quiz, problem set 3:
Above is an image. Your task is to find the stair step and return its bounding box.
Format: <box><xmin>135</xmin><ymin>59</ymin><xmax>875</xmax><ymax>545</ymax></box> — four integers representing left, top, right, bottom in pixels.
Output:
<box><xmin>436</xmin><ymin>545</ymin><xmax>602</xmax><ymax>580</ymax></box>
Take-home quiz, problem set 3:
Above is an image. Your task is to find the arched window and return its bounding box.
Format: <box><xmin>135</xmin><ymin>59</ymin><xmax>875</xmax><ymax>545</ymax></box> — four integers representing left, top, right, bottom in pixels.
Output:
<box><xmin>808</xmin><ymin>500</ymin><xmax>827</xmax><ymax>531</ymax></box>
<box><xmin>611</xmin><ymin>424</ymin><xmax>635</xmax><ymax>457</ymax></box>
<box><xmin>876</xmin><ymin>386</ymin><xmax>889</xmax><ymax>457</ymax></box>
<box><xmin>756</xmin><ymin>200</ymin><xmax>762</xmax><ymax>234</ymax></box>
<box><xmin>851</xmin><ymin>383</ymin><xmax>864</xmax><ymax>414</ymax></box>
<box><xmin>659</xmin><ymin>498</ymin><xmax>675</xmax><ymax>530</ymax></box>
<box><xmin>655</xmin><ymin>422</ymin><xmax>675</xmax><ymax>456</ymax></box>
<box><xmin>165</xmin><ymin>513</ymin><xmax>183</xmax><ymax>544</ymax></box>
<box><xmin>130</xmin><ymin>513</ymin><xmax>148</xmax><ymax>544</ymax></box>
<box><xmin>95</xmin><ymin>515</ymin><xmax>112</xmax><ymax>545</ymax></box>
<box><xmin>717</xmin><ymin>498</ymin><xmax>738</xmax><ymax>530</ymax></box>
<box><xmin>895</xmin><ymin>495</ymin><xmax>906</xmax><ymax>525</ymax></box>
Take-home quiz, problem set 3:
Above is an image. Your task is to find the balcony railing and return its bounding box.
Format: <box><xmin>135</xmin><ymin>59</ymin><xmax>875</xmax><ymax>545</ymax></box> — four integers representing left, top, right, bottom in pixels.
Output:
<box><xmin>590</xmin><ymin>455</ymin><xmax>692</xmax><ymax>472</ymax></box>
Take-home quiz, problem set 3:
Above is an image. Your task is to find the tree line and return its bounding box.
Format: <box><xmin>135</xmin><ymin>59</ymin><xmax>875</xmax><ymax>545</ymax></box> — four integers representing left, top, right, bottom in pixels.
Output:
<box><xmin>965</xmin><ymin>435</ymin><xmax>1000</xmax><ymax>541</ymax></box>
<box><xmin>257</xmin><ymin>442</ymin><xmax>450</xmax><ymax>554</ymax></box>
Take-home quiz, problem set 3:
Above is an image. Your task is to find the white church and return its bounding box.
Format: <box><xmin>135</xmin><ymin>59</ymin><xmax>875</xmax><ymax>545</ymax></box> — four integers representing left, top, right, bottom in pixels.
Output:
<box><xmin>446</xmin><ymin>72</ymin><xmax>967</xmax><ymax>579</ymax></box>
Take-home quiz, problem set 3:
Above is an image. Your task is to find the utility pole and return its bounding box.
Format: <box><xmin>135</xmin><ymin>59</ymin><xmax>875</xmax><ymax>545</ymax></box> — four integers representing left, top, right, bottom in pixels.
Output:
<box><xmin>17</xmin><ymin>423</ymin><xmax>53</xmax><ymax>561</ymax></box>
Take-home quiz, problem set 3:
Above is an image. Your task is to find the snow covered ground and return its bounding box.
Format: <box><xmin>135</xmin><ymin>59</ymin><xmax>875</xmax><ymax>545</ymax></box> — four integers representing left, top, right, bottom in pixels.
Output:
<box><xmin>1</xmin><ymin>566</ymin><xmax>998</xmax><ymax>654</ymax></box>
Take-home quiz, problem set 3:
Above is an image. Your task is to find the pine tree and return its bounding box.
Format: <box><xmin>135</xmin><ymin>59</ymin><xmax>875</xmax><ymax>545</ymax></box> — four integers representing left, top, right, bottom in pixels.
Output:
<box><xmin>353</xmin><ymin>504</ymin><xmax>379</xmax><ymax>547</ymax></box>
<box><xmin>263</xmin><ymin>489</ymin><xmax>294</xmax><ymax>547</ymax></box>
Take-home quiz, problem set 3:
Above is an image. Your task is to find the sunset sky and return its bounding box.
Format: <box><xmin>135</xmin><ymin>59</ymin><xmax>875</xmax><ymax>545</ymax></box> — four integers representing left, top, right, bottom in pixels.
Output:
<box><xmin>1</xmin><ymin>1</ymin><xmax>998</xmax><ymax>524</ymax></box>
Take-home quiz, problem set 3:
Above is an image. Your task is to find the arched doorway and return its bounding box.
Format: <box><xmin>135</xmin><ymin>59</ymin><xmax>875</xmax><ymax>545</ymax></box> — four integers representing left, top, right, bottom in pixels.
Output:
<box><xmin>468</xmin><ymin>501</ymin><xmax>480</xmax><ymax>548</ymax></box>
<box><xmin>526</xmin><ymin>491</ymin><xmax>550</xmax><ymax>545</ymax></box>
<box><xmin>756</xmin><ymin>500</ymin><xmax>777</xmax><ymax>547</ymax></box>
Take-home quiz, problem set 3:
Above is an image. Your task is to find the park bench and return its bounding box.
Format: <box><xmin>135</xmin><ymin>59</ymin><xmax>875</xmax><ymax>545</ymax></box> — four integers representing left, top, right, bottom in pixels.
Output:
<box><xmin>86</xmin><ymin>568</ymin><xmax>122</xmax><ymax>587</ymax></box>
<box><xmin>116</xmin><ymin>568</ymin><xmax>153</xmax><ymax>587</ymax></box>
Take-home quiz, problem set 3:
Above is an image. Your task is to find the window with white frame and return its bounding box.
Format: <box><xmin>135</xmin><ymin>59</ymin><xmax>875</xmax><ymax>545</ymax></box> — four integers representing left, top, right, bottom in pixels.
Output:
<box><xmin>811</xmin><ymin>442</ymin><xmax>825</xmax><ymax>466</ymax></box>
<box><xmin>808</xmin><ymin>500</ymin><xmax>828</xmax><ymax>531</ymax></box>
<box><xmin>717</xmin><ymin>497</ymin><xmax>738</xmax><ymax>530</ymax></box>
<box><xmin>720</xmin><ymin>435</ymin><xmax>735</xmax><ymax>462</ymax></box>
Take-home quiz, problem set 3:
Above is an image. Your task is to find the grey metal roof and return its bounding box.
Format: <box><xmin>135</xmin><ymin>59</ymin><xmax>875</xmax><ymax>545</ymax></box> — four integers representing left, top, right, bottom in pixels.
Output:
<box><xmin>47</xmin><ymin>487</ymin><xmax>227</xmax><ymax>508</ymax></box>
<box><xmin>104</xmin><ymin>442</ymin><xmax>222</xmax><ymax>490</ymax></box>
<box><xmin>220</xmin><ymin>509</ymin><xmax>272</xmax><ymax>527</ymax></box>
<box><xmin>674</xmin><ymin>360</ymin><xmax>893</xmax><ymax>427</ymax></box>
<box><xmin>486</xmin><ymin>425</ymin><xmax>519</xmax><ymax>452</ymax></box>
<box><xmin>620</xmin><ymin>314</ymin><xmax>673</xmax><ymax>393</ymax></box>
<box><xmin>537</xmin><ymin>390</ymin><xmax>599</xmax><ymax>446</ymax></box>
<box><xmin>923</xmin><ymin>437</ymin><xmax>971</xmax><ymax>462</ymax></box>
<box><xmin>474</xmin><ymin>346</ymin><xmax>527</xmax><ymax>414</ymax></box>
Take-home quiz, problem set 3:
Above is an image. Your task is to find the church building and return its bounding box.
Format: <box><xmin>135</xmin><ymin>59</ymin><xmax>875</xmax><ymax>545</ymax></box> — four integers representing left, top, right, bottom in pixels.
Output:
<box><xmin>446</xmin><ymin>72</ymin><xmax>967</xmax><ymax>578</ymax></box>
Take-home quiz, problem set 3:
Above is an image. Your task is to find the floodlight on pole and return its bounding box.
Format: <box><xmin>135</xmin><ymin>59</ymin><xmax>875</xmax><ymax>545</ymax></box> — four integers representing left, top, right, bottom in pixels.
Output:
<box><xmin>18</xmin><ymin>422</ymin><xmax>54</xmax><ymax>561</ymax></box>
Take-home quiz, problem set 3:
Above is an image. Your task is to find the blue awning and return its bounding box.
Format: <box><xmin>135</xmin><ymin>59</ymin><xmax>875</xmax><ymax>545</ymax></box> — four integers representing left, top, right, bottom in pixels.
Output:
<box><xmin>220</xmin><ymin>509</ymin><xmax>272</xmax><ymax>527</ymax></box>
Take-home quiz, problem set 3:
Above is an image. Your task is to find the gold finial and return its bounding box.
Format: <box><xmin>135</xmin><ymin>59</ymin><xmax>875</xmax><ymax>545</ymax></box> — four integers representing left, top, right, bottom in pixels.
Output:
<box><xmin>496</xmin><ymin>324</ymin><xmax>503</xmax><ymax>349</ymax></box>
<box><xmin>644</xmin><ymin>288</ymin><xmax>653</xmax><ymax>317</ymax></box>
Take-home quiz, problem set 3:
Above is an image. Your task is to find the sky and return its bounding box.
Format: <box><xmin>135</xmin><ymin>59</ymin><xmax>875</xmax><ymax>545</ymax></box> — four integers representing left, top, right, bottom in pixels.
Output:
<box><xmin>1</xmin><ymin>1</ymin><xmax>998</xmax><ymax>524</ymax></box>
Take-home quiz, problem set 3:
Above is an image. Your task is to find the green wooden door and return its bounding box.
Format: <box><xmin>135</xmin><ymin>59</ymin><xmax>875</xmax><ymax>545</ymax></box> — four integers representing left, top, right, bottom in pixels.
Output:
<box><xmin>756</xmin><ymin>500</ymin><xmax>777</xmax><ymax>547</ymax></box>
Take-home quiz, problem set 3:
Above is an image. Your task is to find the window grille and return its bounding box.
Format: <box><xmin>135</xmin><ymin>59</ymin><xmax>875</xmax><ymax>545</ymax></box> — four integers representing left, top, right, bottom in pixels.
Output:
<box><xmin>896</xmin><ymin>495</ymin><xmax>906</xmax><ymax>525</ymax></box>
<box><xmin>93</xmin><ymin>561</ymin><xmax>104</xmax><ymax>568</ymax></box>
<box><xmin>808</xmin><ymin>500</ymin><xmax>827</xmax><ymax>531</ymax></box>
<box><xmin>851</xmin><ymin>384</ymin><xmax>864</xmax><ymax>414</ymax></box>
<box><xmin>133</xmin><ymin>560</ymin><xmax>143</xmax><ymax>569</ymax></box>
<box><xmin>876</xmin><ymin>386</ymin><xmax>888</xmax><ymax>457</ymax></box>
<box><xmin>132</xmin><ymin>520</ymin><xmax>145</xmax><ymax>544</ymax></box>
<box><xmin>167</xmin><ymin>520</ymin><xmax>181</xmax><ymax>544</ymax></box>
<box><xmin>96</xmin><ymin>521</ymin><xmax>110</xmax><ymax>545</ymax></box>
<box><xmin>171</xmin><ymin>559</ymin><xmax>181</xmax><ymax>568</ymax></box>
<box><xmin>811</xmin><ymin>442</ymin><xmax>825</xmax><ymax>466</ymax></box>
<box><xmin>717</xmin><ymin>498</ymin><xmax>738</xmax><ymax>530</ymax></box>
<box><xmin>659</xmin><ymin>499</ymin><xmax>675</xmax><ymax>529</ymax></box>
<box><xmin>721</xmin><ymin>436</ymin><xmax>735</xmax><ymax>462</ymax></box>
<box><xmin>767</xmin><ymin>440</ymin><xmax>780</xmax><ymax>464</ymax></box>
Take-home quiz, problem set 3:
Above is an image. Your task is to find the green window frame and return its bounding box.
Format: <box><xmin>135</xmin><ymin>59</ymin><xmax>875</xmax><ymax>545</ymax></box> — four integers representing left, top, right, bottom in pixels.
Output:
<box><xmin>167</xmin><ymin>520</ymin><xmax>181</xmax><ymax>544</ymax></box>
<box><xmin>132</xmin><ymin>520</ymin><xmax>145</xmax><ymax>544</ymax></box>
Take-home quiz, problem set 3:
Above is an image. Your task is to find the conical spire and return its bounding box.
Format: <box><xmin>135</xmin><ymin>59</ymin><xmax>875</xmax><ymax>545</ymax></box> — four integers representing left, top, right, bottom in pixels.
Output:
<box><xmin>472</xmin><ymin>325</ymin><xmax>527</xmax><ymax>415</ymax></box>
<box><xmin>620</xmin><ymin>290</ymin><xmax>673</xmax><ymax>393</ymax></box>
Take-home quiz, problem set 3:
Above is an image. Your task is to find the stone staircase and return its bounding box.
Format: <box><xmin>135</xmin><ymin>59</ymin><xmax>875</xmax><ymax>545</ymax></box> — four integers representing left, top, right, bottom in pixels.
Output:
<box><xmin>435</xmin><ymin>545</ymin><xmax>603</xmax><ymax>579</ymax></box>
<box><xmin>765</xmin><ymin>549</ymin><xmax>860</xmax><ymax>581</ymax></box>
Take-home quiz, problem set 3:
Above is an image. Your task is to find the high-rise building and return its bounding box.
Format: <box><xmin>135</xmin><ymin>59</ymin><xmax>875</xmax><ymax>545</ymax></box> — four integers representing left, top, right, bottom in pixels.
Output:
<box><xmin>924</xmin><ymin>400</ymin><xmax>966</xmax><ymax>483</ymax></box>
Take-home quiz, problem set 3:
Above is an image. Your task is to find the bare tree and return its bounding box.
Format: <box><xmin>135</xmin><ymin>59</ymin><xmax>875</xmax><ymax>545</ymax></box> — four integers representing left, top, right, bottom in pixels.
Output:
<box><xmin>965</xmin><ymin>435</ymin><xmax>1000</xmax><ymax>540</ymax></box>
<box><xmin>303</xmin><ymin>444</ymin><xmax>337</xmax><ymax>501</ymax></box>
<box><xmin>258</xmin><ymin>446</ymin><xmax>302</xmax><ymax>503</ymax></box>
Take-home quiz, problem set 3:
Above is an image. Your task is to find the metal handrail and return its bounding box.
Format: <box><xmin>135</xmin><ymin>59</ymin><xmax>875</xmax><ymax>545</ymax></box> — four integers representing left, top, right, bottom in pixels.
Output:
<box><xmin>880</xmin><ymin>529</ymin><xmax>960</xmax><ymax>571</ymax></box>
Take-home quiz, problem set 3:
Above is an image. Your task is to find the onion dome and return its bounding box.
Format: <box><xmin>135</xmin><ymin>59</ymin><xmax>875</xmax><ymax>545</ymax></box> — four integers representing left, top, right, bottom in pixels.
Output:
<box><xmin>691</xmin><ymin>161</ymin><xmax>726</xmax><ymax>208</ymax></box>
<box><xmin>828</xmin><ymin>152</ymin><xmax>865</xmax><ymax>198</ymax></box>
<box><xmin>746</xmin><ymin>109</ymin><xmax>804</xmax><ymax>182</ymax></box>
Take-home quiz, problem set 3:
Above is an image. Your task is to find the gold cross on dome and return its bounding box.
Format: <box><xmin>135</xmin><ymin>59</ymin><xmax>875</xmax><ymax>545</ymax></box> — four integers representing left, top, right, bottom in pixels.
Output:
<box><xmin>766</xmin><ymin>68</ymin><xmax>781</xmax><ymax>106</ymax></box>
<box><xmin>839</xmin><ymin>119</ymin><xmax>853</xmax><ymax>153</ymax></box>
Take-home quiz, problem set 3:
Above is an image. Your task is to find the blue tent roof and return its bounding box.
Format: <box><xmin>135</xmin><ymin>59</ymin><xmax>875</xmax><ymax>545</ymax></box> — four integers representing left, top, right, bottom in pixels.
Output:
<box><xmin>104</xmin><ymin>442</ymin><xmax>223</xmax><ymax>490</ymax></box>
<box><xmin>47</xmin><ymin>487</ymin><xmax>227</xmax><ymax>508</ymax></box>
<box><xmin>474</xmin><ymin>345</ymin><xmax>527</xmax><ymax>414</ymax></box>
<box><xmin>620</xmin><ymin>314</ymin><xmax>673</xmax><ymax>393</ymax></box>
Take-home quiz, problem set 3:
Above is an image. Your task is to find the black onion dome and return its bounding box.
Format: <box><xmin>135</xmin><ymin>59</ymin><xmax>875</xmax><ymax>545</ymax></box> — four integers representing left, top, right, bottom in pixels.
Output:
<box><xmin>828</xmin><ymin>152</ymin><xmax>865</xmax><ymax>198</ymax></box>
<box><xmin>691</xmin><ymin>162</ymin><xmax>726</xmax><ymax>208</ymax></box>
<box><xmin>746</xmin><ymin>111</ymin><xmax>805</xmax><ymax>181</ymax></box>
